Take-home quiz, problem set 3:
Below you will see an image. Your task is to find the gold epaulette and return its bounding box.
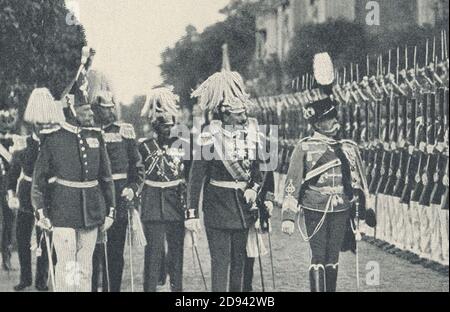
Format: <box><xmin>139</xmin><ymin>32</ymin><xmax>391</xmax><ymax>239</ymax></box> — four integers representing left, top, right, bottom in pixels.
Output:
<box><xmin>118</xmin><ymin>123</ymin><xmax>136</xmax><ymax>139</ymax></box>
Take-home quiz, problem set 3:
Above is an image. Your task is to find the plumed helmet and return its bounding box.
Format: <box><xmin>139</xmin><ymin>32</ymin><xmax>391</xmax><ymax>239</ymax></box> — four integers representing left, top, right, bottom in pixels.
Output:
<box><xmin>24</xmin><ymin>88</ymin><xmax>65</xmax><ymax>124</ymax></box>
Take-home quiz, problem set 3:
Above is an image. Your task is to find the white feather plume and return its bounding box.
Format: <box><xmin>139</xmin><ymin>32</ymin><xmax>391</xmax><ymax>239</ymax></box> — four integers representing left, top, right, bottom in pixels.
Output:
<box><xmin>313</xmin><ymin>52</ymin><xmax>335</xmax><ymax>86</ymax></box>
<box><xmin>191</xmin><ymin>70</ymin><xmax>249</xmax><ymax>112</ymax></box>
<box><xmin>24</xmin><ymin>88</ymin><xmax>65</xmax><ymax>124</ymax></box>
<box><xmin>141</xmin><ymin>86</ymin><xmax>180</xmax><ymax>120</ymax></box>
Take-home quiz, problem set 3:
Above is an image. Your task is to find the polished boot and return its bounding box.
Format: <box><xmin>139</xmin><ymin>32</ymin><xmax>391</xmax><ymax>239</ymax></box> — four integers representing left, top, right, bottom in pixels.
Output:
<box><xmin>325</xmin><ymin>264</ymin><xmax>338</xmax><ymax>292</ymax></box>
<box><xmin>309</xmin><ymin>264</ymin><xmax>325</xmax><ymax>292</ymax></box>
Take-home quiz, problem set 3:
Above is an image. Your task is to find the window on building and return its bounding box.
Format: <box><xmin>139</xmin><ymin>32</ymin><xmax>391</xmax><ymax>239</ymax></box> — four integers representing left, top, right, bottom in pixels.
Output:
<box><xmin>256</xmin><ymin>29</ymin><xmax>267</xmax><ymax>60</ymax></box>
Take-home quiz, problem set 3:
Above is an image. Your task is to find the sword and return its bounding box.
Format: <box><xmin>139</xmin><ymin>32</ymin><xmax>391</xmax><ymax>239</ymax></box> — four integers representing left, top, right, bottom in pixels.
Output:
<box><xmin>44</xmin><ymin>230</ymin><xmax>56</xmax><ymax>291</ymax></box>
<box><xmin>355</xmin><ymin>201</ymin><xmax>361</xmax><ymax>292</ymax></box>
<box><xmin>103</xmin><ymin>232</ymin><xmax>111</xmax><ymax>292</ymax></box>
<box><xmin>267</xmin><ymin>220</ymin><xmax>276</xmax><ymax>290</ymax></box>
<box><xmin>126</xmin><ymin>210</ymin><xmax>135</xmax><ymax>292</ymax></box>
<box><xmin>191</xmin><ymin>232</ymin><xmax>208</xmax><ymax>291</ymax></box>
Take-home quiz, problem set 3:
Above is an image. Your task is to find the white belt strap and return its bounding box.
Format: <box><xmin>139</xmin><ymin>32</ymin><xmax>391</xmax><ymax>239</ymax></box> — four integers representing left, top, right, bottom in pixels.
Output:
<box><xmin>55</xmin><ymin>178</ymin><xmax>99</xmax><ymax>189</ymax></box>
<box><xmin>209</xmin><ymin>179</ymin><xmax>247</xmax><ymax>190</ymax></box>
<box><xmin>144</xmin><ymin>179</ymin><xmax>183</xmax><ymax>189</ymax></box>
<box><xmin>112</xmin><ymin>173</ymin><xmax>128</xmax><ymax>181</ymax></box>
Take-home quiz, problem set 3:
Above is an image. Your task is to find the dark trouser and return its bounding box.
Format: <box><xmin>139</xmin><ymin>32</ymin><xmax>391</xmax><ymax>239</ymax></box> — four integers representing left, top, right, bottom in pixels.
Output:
<box><xmin>305</xmin><ymin>209</ymin><xmax>349</xmax><ymax>292</ymax></box>
<box><xmin>92</xmin><ymin>216</ymin><xmax>128</xmax><ymax>292</ymax></box>
<box><xmin>143</xmin><ymin>221</ymin><xmax>184</xmax><ymax>292</ymax></box>
<box><xmin>1</xmin><ymin>195</ymin><xmax>15</xmax><ymax>263</ymax></box>
<box><xmin>243</xmin><ymin>257</ymin><xmax>255</xmax><ymax>292</ymax></box>
<box><xmin>205</xmin><ymin>227</ymin><xmax>248</xmax><ymax>292</ymax></box>
<box><xmin>16</xmin><ymin>211</ymin><xmax>48</xmax><ymax>286</ymax></box>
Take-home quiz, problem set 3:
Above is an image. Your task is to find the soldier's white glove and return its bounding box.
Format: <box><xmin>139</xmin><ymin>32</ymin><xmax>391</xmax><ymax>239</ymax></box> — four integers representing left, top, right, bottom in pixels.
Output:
<box><xmin>35</xmin><ymin>209</ymin><xmax>52</xmax><ymax>231</ymax></box>
<box><xmin>185</xmin><ymin>218</ymin><xmax>201</xmax><ymax>234</ymax></box>
<box><xmin>264</xmin><ymin>201</ymin><xmax>274</xmax><ymax>217</ymax></box>
<box><xmin>101</xmin><ymin>216</ymin><xmax>114</xmax><ymax>232</ymax></box>
<box><xmin>244</xmin><ymin>189</ymin><xmax>257</xmax><ymax>204</ymax></box>
<box><xmin>282</xmin><ymin>221</ymin><xmax>295</xmax><ymax>236</ymax></box>
<box><xmin>121</xmin><ymin>188</ymin><xmax>135</xmax><ymax>201</ymax></box>
<box><xmin>7</xmin><ymin>191</ymin><xmax>19</xmax><ymax>210</ymax></box>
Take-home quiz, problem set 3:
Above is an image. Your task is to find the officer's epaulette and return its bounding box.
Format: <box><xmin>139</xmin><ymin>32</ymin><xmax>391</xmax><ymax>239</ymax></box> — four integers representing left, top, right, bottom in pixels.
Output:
<box><xmin>117</xmin><ymin>123</ymin><xmax>136</xmax><ymax>139</ymax></box>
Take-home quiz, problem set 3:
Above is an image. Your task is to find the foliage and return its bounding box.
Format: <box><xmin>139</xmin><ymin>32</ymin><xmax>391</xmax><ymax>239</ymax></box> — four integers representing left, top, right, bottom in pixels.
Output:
<box><xmin>0</xmin><ymin>0</ymin><xmax>86</xmax><ymax>121</ymax></box>
<box><xmin>159</xmin><ymin>0</ymin><xmax>260</xmax><ymax>110</ymax></box>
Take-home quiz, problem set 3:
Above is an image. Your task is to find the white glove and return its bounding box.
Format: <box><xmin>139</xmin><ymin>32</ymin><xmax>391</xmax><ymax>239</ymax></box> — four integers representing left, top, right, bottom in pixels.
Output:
<box><xmin>282</xmin><ymin>221</ymin><xmax>295</xmax><ymax>236</ymax></box>
<box><xmin>185</xmin><ymin>218</ymin><xmax>201</xmax><ymax>234</ymax></box>
<box><xmin>244</xmin><ymin>189</ymin><xmax>257</xmax><ymax>204</ymax></box>
<box><xmin>101</xmin><ymin>216</ymin><xmax>114</xmax><ymax>232</ymax></box>
<box><xmin>35</xmin><ymin>210</ymin><xmax>52</xmax><ymax>231</ymax></box>
<box><xmin>121</xmin><ymin>187</ymin><xmax>135</xmax><ymax>201</ymax></box>
<box><xmin>264</xmin><ymin>201</ymin><xmax>274</xmax><ymax>217</ymax></box>
<box><xmin>7</xmin><ymin>193</ymin><xmax>19</xmax><ymax>210</ymax></box>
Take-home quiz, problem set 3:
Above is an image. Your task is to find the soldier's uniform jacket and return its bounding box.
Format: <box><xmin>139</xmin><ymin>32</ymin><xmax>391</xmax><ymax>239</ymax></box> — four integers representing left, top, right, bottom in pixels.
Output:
<box><xmin>0</xmin><ymin>136</ymin><xmax>14</xmax><ymax>190</ymax></box>
<box><xmin>31</xmin><ymin>122</ymin><xmax>115</xmax><ymax>229</ymax></box>
<box><xmin>282</xmin><ymin>132</ymin><xmax>368</xmax><ymax>222</ymax></box>
<box><xmin>7</xmin><ymin>134</ymin><xmax>40</xmax><ymax>214</ymax></box>
<box><xmin>187</xmin><ymin>119</ymin><xmax>264</xmax><ymax>230</ymax></box>
<box><xmin>139</xmin><ymin>136</ymin><xmax>188</xmax><ymax>222</ymax></box>
<box><xmin>102</xmin><ymin>122</ymin><xmax>144</xmax><ymax>218</ymax></box>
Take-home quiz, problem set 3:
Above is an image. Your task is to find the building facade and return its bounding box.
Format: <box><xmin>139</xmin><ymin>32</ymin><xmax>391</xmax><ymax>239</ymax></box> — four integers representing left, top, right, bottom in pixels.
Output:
<box><xmin>255</xmin><ymin>0</ymin><xmax>446</xmax><ymax>62</ymax></box>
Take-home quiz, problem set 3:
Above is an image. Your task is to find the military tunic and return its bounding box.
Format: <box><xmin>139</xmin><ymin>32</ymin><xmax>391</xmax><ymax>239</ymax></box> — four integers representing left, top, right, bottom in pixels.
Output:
<box><xmin>187</xmin><ymin>119</ymin><xmax>264</xmax><ymax>292</ymax></box>
<box><xmin>7</xmin><ymin>134</ymin><xmax>48</xmax><ymax>287</ymax></box>
<box><xmin>92</xmin><ymin>122</ymin><xmax>144</xmax><ymax>292</ymax></box>
<box><xmin>282</xmin><ymin>132</ymin><xmax>368</xmax><ymax>292</ymax></box>
<box><xmin>139</xmin><ymin>136</ymin><xmax>188</xmax><ymax>292</ymax></box>
<box><xmin>32</xmin><ymin>122</ymin><xmax>115</xmax><ymax>229</ymax></box>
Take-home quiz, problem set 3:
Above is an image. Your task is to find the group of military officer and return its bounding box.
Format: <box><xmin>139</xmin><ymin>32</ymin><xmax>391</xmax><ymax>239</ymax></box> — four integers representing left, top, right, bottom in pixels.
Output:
<box><xmin>2</xmin><ymin>35</ymin><xmax>447</xmax><ymax>293</ymax></box>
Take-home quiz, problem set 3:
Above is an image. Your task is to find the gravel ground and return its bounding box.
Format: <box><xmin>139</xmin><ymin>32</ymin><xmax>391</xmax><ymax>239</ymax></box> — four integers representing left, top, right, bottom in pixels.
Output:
<box><xmin>1</xmin><ymin>209</ymin><xmax>448</xmax><ymax>292</ymax></box>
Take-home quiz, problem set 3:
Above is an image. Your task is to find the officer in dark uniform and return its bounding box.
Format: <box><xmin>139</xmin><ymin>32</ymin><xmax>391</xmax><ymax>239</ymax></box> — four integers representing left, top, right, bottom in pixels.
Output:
<box><xmin>0</xmin><ymin>100</ymin><xmax>19</xmax><ymax>271</ymax></box>
<box><xmin>31</xmin><ymin>48</ymin><xmax>116</xmax><ymax>292</ymax></box>
<box><xmin>7</xmin><ymin>88</ymin><xmax>65</xmax><ymax>291</ymax></box>
<box><xmin>138</xmin><ymin>87</ymin><xmax>188</xmax><ymax>292</ymax></box>
<box><xmin>90</xmin><ymin>71</ymin><xmax>145</xmax><ymax>292</ymax></box>
<box><xmin>281</xmin><ymin>53</ymin><xmax>375</xmax><ymax>292</ymax></box>
<box><xmin>187</xmin><ymin>70</ymin><xmax>266</xmax><ymax>292</ymax></box>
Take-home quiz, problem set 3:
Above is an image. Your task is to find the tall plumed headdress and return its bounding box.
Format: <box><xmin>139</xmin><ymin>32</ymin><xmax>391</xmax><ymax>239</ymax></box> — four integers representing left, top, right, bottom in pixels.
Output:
<box><xmin>302</xmin><ymin>52</ymin><xmax>338</xmax><ymax>123</ymax></box>
<box><xmin>24</xmin><ymin>88</ymin><xmax>65</xmax><ymax>124</ymax></box>
<box><xmin>87</xmin><ymin>70</ymin><xmax>115</xmax><ymax>107</ymax></box>
<box><xmin>140</xmin><ymin>86</ymin><xmax>180</xmax><ymax>125</ymax></box>
<box><xmin>191</xmin><ymin>70</ymin><xmax>250</xmax><ymax>114</ymax></box>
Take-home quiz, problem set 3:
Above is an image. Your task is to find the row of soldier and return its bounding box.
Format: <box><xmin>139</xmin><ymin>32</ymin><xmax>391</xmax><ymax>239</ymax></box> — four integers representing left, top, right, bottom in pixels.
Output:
<box><xmin>249</xmin><ymin>36</ymin><xmax>449</xmax><ymax>267</ymax></box>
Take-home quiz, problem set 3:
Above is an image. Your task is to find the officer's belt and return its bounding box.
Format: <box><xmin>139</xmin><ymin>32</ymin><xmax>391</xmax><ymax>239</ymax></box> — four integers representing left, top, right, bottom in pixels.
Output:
<box><xmin>112</xmin><ymin>173</ymin><xmax>128</xmax><ymax>181</ymax></box>
<box><xmin>52</xmin><ymin>178</ymin><xmax>99</xmax><ymax>189</ymax></box>
<box><xmin>209</xmin><ymin>179</ymin><xmax>247</xmax><ymax>191</ymax></box>
<box><xmin>144</xmin><ymin>179</ymin><xmax>183</xmax><ymax>188</ymax></box>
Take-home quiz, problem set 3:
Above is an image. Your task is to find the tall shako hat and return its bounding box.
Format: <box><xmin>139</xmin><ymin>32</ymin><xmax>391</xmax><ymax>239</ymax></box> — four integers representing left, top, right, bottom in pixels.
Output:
<box><xmin>24</xmin><ymin>88</ymin><xmax>65</xmax><ymax>124</ymax></box>
<box><xmin>303</xmin><ymin>52</ymin><xmax>338</xmax><ymax>124</ymax></box>
<box><xmin>140</xmin><ymin>86</ymin><xmax>180</xmax><ymax>125</ymax></box>
<box><xmin>87</xmin><ymin>70</ymin><xmax>115</xmax><ymax>108</ymax></box>
<box><xmin>191</xmin><ymin>70</ymin><xmax>249</xmax><ymax>115</ymax></box>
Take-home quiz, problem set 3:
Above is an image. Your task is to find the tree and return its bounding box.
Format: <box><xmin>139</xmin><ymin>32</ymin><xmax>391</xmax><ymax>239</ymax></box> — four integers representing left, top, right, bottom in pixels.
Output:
<box><xmin>0</xmin><ymin>0</ymin><xmax>87</xmax><ymax>126</ymax></box>
<box><xmin>159</xmin><ymin>0</ymin><xmax>260</xmax><ymax>110</ymax></box>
